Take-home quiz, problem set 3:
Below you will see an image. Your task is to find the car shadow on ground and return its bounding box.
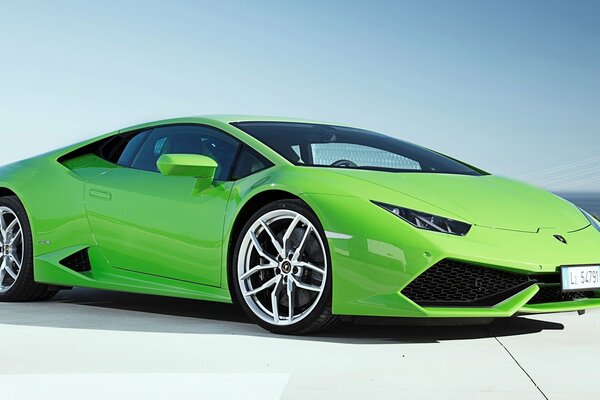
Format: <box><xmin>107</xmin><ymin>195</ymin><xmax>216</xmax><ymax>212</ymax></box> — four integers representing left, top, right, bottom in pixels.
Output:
<box><xmin>0</xmin><ymin>288</ymin><xmax>565</xmax><ymax>344</ymax></box>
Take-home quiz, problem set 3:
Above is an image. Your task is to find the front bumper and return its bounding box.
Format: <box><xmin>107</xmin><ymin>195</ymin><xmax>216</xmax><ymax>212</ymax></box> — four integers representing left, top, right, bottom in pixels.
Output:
<box><xmin>304</xmin><ymin>193</ymin><xmax>600</xmax><ymax>318</ymax></box>
<box><xmin>335</xmin><ymin>283</ymin><xmax>600</xmax><ymax>319</ymax></box>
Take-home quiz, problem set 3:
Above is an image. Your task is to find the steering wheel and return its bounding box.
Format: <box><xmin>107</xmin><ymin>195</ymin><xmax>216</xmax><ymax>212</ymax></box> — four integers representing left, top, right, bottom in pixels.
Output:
<box><xmin>331</xmin><ymin>159</ymin><xmax>358</xmax><ymax>168</ymax></box>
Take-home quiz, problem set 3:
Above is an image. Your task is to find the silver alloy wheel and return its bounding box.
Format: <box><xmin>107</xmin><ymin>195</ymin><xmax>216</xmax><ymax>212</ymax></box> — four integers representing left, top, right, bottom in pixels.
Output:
<box><xmin>237</xmin><ymin>209</ymin><xmax>327</xmax><ymax>326</ymax></box>
<box><xmin>0</xmin><ymin>206</ymin><xmax>24</xmax><ymax>293</ymax></box>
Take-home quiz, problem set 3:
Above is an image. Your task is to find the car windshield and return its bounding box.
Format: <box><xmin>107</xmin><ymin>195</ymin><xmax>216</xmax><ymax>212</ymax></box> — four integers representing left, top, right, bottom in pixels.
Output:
<box><xmin>232</xmin><ymin>122</ymin><xmax>484</xmax><ymax>176</ymax></box>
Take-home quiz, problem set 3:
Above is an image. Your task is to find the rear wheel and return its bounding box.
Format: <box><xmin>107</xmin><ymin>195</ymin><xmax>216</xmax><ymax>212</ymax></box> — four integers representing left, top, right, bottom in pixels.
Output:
<box><xmin>0</xmin><ymin>196</ymin><xmax>56</xmax><ymax>302</ymax></box>
<box><xmin>232</xmin><ymin>199</ymin><xmax>338</xmax><ymax>334</ymax></box>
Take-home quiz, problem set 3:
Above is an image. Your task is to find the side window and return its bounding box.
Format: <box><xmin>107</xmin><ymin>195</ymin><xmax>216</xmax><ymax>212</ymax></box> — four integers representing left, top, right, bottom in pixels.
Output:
<box><xmin>96</xmin><ymin>129</ymin><xmax>150</xmax><ymax>164</ymax></box>
<box><xmin>129</xmin><ymin>125</ymin><xmax>240</xmax><ymax>180</ymax></box>
<box><xmin>116</xmin><ymin>130</ymin><xmax>151</xmax><ymax>166</ymax></box>
<box><xmin>232</xmin><ymin>146</ymin><xmax>272</xmax><ymax>179</ymax></box>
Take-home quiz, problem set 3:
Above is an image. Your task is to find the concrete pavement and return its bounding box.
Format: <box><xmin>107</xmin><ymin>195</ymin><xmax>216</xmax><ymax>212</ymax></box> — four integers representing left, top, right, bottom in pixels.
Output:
<box><xmin>0</xmin><ymin>289</ymin><xmax>598</xmax><ymax>399</ymax></box>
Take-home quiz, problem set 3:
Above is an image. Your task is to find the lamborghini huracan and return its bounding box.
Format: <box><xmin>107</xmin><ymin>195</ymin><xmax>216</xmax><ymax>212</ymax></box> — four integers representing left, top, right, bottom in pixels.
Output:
<box><xmin>1</xmin><ymin>115</ymin><xmax>599</xmax><ymax>334</ymax></box>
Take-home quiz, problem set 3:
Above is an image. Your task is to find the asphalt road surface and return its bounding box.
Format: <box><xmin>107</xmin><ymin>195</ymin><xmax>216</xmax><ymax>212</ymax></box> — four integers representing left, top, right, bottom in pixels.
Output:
<box><xmin>0</xmin><ymin>288</ymin><xmax>598</xmax><ymax>400</ymax></box>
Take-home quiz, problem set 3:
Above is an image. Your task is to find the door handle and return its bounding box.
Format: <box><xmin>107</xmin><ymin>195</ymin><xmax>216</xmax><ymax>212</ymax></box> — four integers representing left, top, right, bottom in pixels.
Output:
<box><xmin>89</xmin><ymin>189</ymin><xmax>112</xmax><ymax>201</ymax></box>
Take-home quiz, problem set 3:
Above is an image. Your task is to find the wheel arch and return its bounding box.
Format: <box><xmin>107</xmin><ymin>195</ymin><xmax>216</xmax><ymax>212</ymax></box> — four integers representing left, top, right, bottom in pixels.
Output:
<box><xmin>0</xmin><ymin>187</ymin><xmax>30</xmax><ymax>221</ymax></box>
<box><xmin>0</xmin><ymin>187</ymin><xmax>18</xmax><ymax>198</ymax></box>
<box><xmin>226</xmin><ymin>189</ymin><xmax>305</xmax><ymax>301</ymax></box>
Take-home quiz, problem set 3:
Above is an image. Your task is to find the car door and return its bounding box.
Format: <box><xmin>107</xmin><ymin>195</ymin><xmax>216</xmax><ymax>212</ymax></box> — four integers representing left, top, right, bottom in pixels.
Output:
<box><xmin>84</xmin><ymin>124</ymin><xmax>240</xmax><ymax>287</ymax></box>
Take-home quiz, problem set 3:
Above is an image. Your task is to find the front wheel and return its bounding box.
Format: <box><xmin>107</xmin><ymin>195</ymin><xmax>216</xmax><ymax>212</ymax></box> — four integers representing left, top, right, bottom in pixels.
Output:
<box><xmin>232</xmin><ymin>199</ymin><xmax>338</xmax><ymax>334</ymax></box>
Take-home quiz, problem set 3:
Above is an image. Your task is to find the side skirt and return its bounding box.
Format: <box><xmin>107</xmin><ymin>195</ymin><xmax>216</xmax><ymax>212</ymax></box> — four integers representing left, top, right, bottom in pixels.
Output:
<box><xmin>33</xmin><ymin>245</ymin><xmax>232</xmax><ymax>303</ymax></box>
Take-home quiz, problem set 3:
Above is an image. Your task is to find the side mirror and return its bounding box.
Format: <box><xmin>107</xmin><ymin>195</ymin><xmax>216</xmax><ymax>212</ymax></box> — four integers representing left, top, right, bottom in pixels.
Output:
<box><xmin>157</xmin><ymin>154</ymin><xmax>218</xmax><ymax>191</ymax></box>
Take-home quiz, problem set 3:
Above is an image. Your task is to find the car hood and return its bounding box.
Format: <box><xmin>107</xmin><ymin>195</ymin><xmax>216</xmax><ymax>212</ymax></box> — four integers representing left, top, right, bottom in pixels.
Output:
<box><xmin>333</xmin><ymin>170</ymin><xmax>589</xmax><ymax>233</ymax></box>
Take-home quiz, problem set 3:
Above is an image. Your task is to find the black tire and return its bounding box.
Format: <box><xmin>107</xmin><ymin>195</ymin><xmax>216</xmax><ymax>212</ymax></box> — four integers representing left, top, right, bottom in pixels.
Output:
<box><xmin>232</xmin><ymin>199</ymin><xmax>338</xmax><ymax>335</ymax></box>
<box><xmin>0</xmin><ymin>196</ymin><xmax>56</xmax><ymax>302</ymax></box>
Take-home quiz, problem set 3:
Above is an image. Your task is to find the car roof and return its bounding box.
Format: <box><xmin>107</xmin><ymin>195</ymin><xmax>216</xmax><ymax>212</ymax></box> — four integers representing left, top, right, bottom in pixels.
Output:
<box><xmin>118</xmin><ymin>114</ymin><xmax>349</xmax><ymax>133</ymax></box>
<box><xmin>199</xmin><ymin>114</ymin><xmax>330</xmax><ymax>124</ymax></box>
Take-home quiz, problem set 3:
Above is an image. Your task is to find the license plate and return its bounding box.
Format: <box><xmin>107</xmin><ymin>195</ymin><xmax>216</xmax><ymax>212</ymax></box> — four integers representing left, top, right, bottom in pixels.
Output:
<box><xmin>561</xmin><ymin>265</ymin><xmax>600</xmax><ymax>291</ymax></box>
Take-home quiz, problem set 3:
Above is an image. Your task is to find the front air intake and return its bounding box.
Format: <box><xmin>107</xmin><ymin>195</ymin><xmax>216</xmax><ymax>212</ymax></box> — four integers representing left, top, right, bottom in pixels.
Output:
<box><xmin>527</xmin><ymin>285</ymin><xmax>594</xmax><ymax>304</ymax></box>
<box><xmin>402</xmin><ymin>260</ymin><xmax>535</xmax><ymax>307</ymax></box>
<box><xmin>59</xmin><ymin>249</ymin><xmax>92</xmax><ymax>272</ymax></box>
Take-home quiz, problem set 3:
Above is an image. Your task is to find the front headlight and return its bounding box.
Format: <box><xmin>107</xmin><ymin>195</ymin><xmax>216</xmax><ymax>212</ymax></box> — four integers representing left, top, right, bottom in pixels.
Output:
<box><xmin>372</xmin><ymin>201</ymin><xmax>472</xmax><ymax>236</ymax></box>
<box><xmin>579</xmin><ymin>207</ymin><xmax>600</xmax><ymax>233</ymax></box>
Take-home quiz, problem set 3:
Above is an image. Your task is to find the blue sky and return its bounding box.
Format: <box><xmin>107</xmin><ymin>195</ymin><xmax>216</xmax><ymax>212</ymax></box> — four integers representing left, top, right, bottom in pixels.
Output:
<box><xmin>1</xmin><ymin>0</ymin><xmax>599</xmax><ymax>192</ymax></box>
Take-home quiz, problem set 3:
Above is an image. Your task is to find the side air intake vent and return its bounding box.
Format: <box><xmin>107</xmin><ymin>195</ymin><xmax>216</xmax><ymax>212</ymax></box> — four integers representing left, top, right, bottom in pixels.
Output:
<box><xmin>60</xmin><ymin>249</ymin><xmax>92</xmax><ymax>272</ymax></box>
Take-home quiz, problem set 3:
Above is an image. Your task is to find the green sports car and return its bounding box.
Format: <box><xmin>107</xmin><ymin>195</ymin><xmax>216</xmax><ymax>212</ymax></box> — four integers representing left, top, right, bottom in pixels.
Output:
<box><xmin>1</xmin><ymin>115</ymin><xmax>599</xmax><ymax>334</ymax></box>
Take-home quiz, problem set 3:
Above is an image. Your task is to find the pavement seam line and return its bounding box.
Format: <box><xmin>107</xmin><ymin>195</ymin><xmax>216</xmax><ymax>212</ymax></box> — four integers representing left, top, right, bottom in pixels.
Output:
<box><xmin>495</xmin><ymin>337</ymin><xmax>549</xmax><ymax>400</ymax></box>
